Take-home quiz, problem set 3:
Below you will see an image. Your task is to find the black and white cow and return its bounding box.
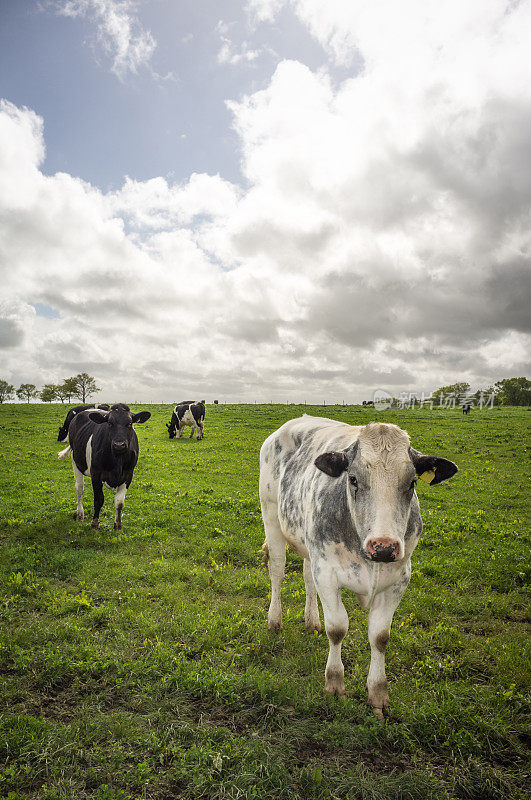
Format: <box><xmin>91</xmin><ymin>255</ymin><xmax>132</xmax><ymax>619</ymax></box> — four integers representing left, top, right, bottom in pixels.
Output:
<box><xmin>57</xmin><ymin>403</ymin><xmax>110</xmax><ymax>442</ymax></box>
<box><xmin>58</xmin><ymin>403</ymin><xmax>151</xmax><ymax>530</ymax></box>
<box><xmin>462</xmin><ymin>403</ymin><xmax>472</xmax><ymax>415</ymax></box>
<box><xmin>166</xmin><ymin>401</ymin><xmax>205</xmax><ymax>440</ymax></box>
<box><xmin>259</xmin><ymin>415</ymin><xmax>457</xmax><ymax>719</ymax></box>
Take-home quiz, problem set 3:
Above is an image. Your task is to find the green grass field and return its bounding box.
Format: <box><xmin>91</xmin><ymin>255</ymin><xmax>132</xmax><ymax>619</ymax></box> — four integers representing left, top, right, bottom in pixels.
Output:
<box><xmin>0</xmin><ymin>403</ymin><xmax>529</xmax><ymax>800</ymax></box>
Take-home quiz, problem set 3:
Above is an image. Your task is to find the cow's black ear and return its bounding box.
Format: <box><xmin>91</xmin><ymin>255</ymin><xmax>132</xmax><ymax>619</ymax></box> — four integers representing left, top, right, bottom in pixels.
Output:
<box><xmin>132</xmin><ymin>411</ymin><xmax>151</xmax><ymax>424</ymax></box>
<box><xmin>409</xmin><ymin>447</ymin><xmax>458</xmax><ymax>485</ymax></box>
<box><xmin>314</xmin><ymin>451</ymin><xmax>349</xmax><ymax>478</ymax></box>
<box><xmin>88</xmin><ymin>412</ymin><xmax>108</xmax><ymax>424</ymax></box>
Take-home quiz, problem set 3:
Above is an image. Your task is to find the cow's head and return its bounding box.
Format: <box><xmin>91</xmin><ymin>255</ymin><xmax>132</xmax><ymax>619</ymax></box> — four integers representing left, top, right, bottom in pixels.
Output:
<box><xmin>314</xmin><ymin>423</ymin><xmax>457</xmax><ymax>563</ymax></box>
<box><xmin>166</xmin><ymin>420</ymin><xmax>176</xmax><ymax>439</ymax></box>
<box><xmin>89</xmin><ymin>404</ymin><xmax>151</xmax><ymax>454</ymax></box>
<box><xmin>57</xmin><ymin>424</ymin><xmax>68</xmax><ymax>442</ymax></box>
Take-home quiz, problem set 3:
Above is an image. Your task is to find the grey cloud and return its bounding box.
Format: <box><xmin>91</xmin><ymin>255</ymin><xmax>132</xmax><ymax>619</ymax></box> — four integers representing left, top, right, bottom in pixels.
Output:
<box><xmin>0</xmin><ymin>317</ymin><xmax>24</xmax><ymax>348</ymax></box>
<box><xmin>231</xmin><ymin>218</ymin><xmax>336</xmax><ymax>262</ymax></box>
<box><xmin>274</xmin><ymin>363</ymin><xmax>415</xmax><ymax>385</ymax></box>
<box><xmin>41</xmin><ymin>292</ymin><xmax>150</xmax><ymax>322</ymax></box>
<box><xmin>60</xmin><ymin>359</ymin><xmax>120</xmax><ymax>376</ymax></box>
<box><xmin>485</xmin><ymin>258</ymin><xmax>531</xmax><ymax>334</ymax></box>
<box><xmin>303</xmin><ymin>257</ymin><xmax>531</xmax><ymax>353</ymax></box>
<box><xmin>410</xmin><ymin>98</ymin><xmax>531</xmax><ymax>236</ymax></box>
<box><xmin>224</xmin><ymin>314</ymin><xmax>280</xmax><ymax>343</ymax></box>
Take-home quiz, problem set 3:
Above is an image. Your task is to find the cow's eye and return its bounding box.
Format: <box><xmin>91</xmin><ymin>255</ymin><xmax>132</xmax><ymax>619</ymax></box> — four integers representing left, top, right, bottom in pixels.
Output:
<box><xmin>349</xmin><ymin>475</ymin><xmax>358</xmax><ymax>487</ymax></box>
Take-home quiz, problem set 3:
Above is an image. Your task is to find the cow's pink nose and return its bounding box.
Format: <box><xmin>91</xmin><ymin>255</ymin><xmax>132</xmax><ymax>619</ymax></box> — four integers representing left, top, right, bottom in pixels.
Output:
<box><xmin>366</xmin><ymin>538</ymin><xmax>400</xmax><ymax>562</ymax></box>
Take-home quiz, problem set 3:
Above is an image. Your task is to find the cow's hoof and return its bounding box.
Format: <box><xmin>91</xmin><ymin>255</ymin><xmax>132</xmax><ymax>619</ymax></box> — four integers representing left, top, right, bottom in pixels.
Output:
<box><xmin>113</xmin><ymin>522</ymin><xmax>122</xmax><ymax>531</ymax></box>
<box><xmin>324</xmin><ymin>683</ymin><xmax>346</xmax><ymax>697</ymax></box>
<box><xmin>324</xmin><ymin>670</ymin><xmax>346</xmax><ymax>696</ymax></box>
<box><xmin>74</xmin><ymin>512</ymin><xmax>84</xmax><ymax>521</ymax></box>
<box><xmin>90</xmin><ymin>519</ymin><xmax>99</xmax><ymax>530</ymax></box>
<box><xmin>267</xmin><ymin>620</ymin><xmax>282</xmax><ymax>632</ymax></box>
<box><xmin>305</xmin><ymin>621</ymin><xmax>322</xmax><ymax>633</ymax></box>
<box><xmin>370</xmin><ymin>704</ymin><xmax>390</xmax><ymax>721</ymax></box>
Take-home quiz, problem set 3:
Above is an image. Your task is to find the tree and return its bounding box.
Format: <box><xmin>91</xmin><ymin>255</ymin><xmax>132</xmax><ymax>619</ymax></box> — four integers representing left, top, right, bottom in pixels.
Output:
<box><xmin>16</xmin><ymin>384</ymin><xmax>38</xmax><ymax>403</ymax></box>
<box><xmin>494</xmin><ymin>377</ymin><xmax>531</xmax><ymax>406</ymax></box>
<box><xmin>40</xmin><ymin>384</ymin><xmax>59</xmax><ymax>402</ymax></box>
<box><xmin>473</xmin><ymin>387</ymin><xmax>501</xmax><ymax>407</ymax></box>
<box><xmin>0</xmin><ymin>379</ymin><xmax>15</xmax><ymax>403</ymax></box>
<box><xmin>60</xmin><ymin>377</ymin><xmax>79</xmax><ymax>403</ymax></box>
<box><xmin>431</xmin><ymin>382</ymin><xmax>471</xmax><ymax>406</ymax></box>
<box><xmin>73</xmin><ymin>373</ymin><xmax>101</xmax><ymax>403</ymax></box>
<box><xmin>54</xmin><ymin>383</ymin><xmax>70</xmax><ymax>403</ymax></box>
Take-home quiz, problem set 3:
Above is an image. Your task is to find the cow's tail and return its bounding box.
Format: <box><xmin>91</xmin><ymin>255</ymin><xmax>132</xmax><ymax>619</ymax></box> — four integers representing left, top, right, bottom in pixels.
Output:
<box><xmin>260</xmin><ymin>541</ymin><xmax>269</xmax><ymax>566</ymax></box>
<box><xmin>58</xmin><ymin>445</ymin><xmax>71</xmax><ymax>460</ymax></box>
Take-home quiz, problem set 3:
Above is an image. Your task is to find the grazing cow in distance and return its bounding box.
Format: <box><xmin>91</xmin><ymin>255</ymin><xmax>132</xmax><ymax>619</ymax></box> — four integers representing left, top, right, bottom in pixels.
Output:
<box><xmin>58</xmin><ymin>403</ymin><xmax>151</xmax><ymax>530</ymax></box>
<box><xmin>462</xmin><ymin>403</ymin><xmax>471</xmax><ymax>415</ymax></box>
<box><xmin>166</xmin><ymin>401</ymin><xmax>205</xmax><ymax>440</ymax></box>
<box><xmin>57</xmin><ymin>403</ymin><xmax>110</xmax><ymax>442</ymax></box>
<box><xmin>259</xmin><ymin>415</ymin><xmax>457</xmax><ymax>719</ymax></box>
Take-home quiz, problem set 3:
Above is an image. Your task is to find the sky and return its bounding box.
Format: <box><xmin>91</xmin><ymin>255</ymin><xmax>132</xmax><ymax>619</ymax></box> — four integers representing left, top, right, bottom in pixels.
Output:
<box><xmin>0</xmin><ymin>0</ymin><xmax>530</xmax><ymax>403</ymax></box>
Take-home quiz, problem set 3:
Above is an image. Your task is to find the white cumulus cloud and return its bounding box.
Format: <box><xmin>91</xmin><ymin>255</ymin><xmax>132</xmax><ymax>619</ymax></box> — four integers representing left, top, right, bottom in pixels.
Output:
<box><xmin>55</xmin><ymin>0</ymin><xmax>156</xmax><ymax>79</ymax></box>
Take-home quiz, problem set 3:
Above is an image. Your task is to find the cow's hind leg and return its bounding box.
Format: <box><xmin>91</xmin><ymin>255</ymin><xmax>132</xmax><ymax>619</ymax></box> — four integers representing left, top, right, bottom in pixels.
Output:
<box><xmin>303</xmin><ymin>558</ymin><xmax>322</xmax><ymax>632</ymax></box>
<box><xmin>114</xmin><ymin>483</ymin><xmax>127</xmax><ymax>531</ymax></box>
<box><xmin>197</xmin><ymin>420</ymin><xmax>204</xmax><ymax>440</ymax></box>
<box><xmin>73</xmin><ymin>462</ymin><xmax>85</xmax><ymax>521</ymax></box>
<box><xmin>262</xmin><ymin>504</ymin><xmax>286</xmax><ymax>631</ymax></box>
<box><xmin>367</xmin><ymin>586</ymin><xmax>404</xmax><ymax>720</ymax></box>
<box><xmin>315</xmin><ymin>566</ymin><xmax>348</xmax><ymax>695</ymax></box>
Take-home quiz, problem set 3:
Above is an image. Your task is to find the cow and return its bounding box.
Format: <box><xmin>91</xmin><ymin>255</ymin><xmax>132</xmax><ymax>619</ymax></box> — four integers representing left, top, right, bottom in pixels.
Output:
<box><xmin>259</xmin><ymin>415</ymin><xmax>457</xmax><ymax>719</ymax></box>
<box><xmin>462</xmin><ymin>403</ymin><xmax>471</xmax><ymax>415</ymax></box>
<box><xmin>166</xmin><ymin>401</ymin><xmax>205</xmax><ymax>440</ymax></box>
<box><xmin>58</xmin><ymin>403</ymin><xmax>151</xmax><ymax>530</ymax></box>
<box><xmin>57</xmin><ymin>403</ymin><xmax>110</xmax><ymax>442</ymax></box>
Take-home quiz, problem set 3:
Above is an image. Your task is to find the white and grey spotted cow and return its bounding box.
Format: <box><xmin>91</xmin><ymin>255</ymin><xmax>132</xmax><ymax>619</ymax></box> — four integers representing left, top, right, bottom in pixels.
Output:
<box><xmin>259</xmin><ymin>415</ymin><xmax>457</xmax><ymax>719</ymax></box>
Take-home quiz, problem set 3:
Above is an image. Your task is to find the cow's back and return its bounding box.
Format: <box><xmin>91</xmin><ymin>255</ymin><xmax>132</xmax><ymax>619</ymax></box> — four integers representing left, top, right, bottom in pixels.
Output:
<box><xmin>260</xmin><ymin>416</ymin><xmax>361</xmax><ymax>538</ymax></box>
<box><xmin>260</xmin><ymin>415</ymin><xmax>360</xmax><ymax>477</ymax></box>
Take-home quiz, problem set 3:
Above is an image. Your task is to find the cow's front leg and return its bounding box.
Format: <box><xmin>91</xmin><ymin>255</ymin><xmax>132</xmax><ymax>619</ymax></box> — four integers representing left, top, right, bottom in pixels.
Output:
<box><xmin>91</xmin><ymin>476</ymin><xmax>104</xmax><ymax>529</ymax></box>
<box><xmin>114</xmin><ymin>483</ymin><xmax>127</xmax><ymax>531</ymax></box>
<box><xmin>315</xmin><ymin>567</ymin><xmax>348</xmax><ymax>695</ymax></box>
<box><xmin>366</xmin><ymin>584</ymin><xmax>405</xmax><ymax>720</ymax></box>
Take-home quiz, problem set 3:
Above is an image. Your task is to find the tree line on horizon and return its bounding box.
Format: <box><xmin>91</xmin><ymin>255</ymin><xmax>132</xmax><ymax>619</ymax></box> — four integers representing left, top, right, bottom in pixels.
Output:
<box><xmin>362</xmin><ymin>378</ymin><xmax>531</xmax><ymax>407</ymax></box>
<box><xmin>0</xmin><ymin>373</ymin><xmax>100</xmax><ymax>404</ymax></box>
<box><xmin>0</xmin><ymin>375</ymin><xmax>530</xmax><ymax>407</ymax></box>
